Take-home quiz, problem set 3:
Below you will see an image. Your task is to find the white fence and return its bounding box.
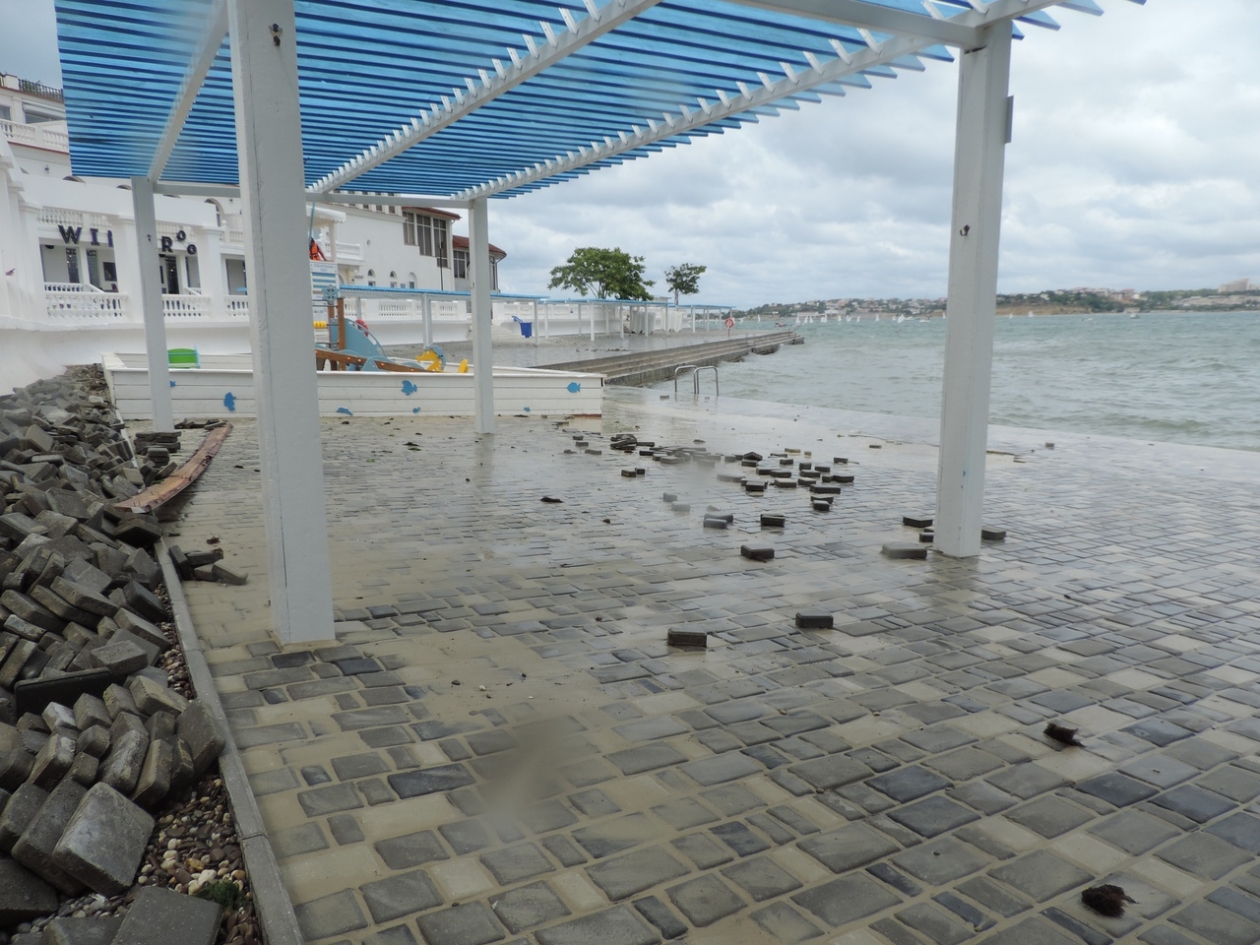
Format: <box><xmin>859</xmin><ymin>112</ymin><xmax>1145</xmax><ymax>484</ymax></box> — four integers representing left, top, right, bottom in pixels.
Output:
<box><xmin>42</xmin><ymin>285</ymin><xmax>252</xmax><ymax>323</ymax></box>
<box><xmin>1</xmin><ymin>119</ymin><xmax>69</xmax><ymax>152</ymax></box>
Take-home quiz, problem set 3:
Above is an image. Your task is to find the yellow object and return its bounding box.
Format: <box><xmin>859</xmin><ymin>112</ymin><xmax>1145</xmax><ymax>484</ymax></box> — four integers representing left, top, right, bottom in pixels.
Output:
<box><xmin>313</xmin><ymin>320</ymin><xmax>327</xmax><ymax>329</ymax></box>
<box><xmin>458</xmin><ymin>359</ymin><xmax>469</xmax><ymax>373</ymax></box>
<box><xmin>414</xmin><ymin>348</ymin><xmax>446</xmax><ymax>372</ymax></box>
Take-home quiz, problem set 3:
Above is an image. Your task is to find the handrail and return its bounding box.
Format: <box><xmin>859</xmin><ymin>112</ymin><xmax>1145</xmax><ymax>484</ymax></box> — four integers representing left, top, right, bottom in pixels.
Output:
<box><xmin>693</xmin><ymin>364</ymin><xmax>719</xmax><ymax>398</ymax></box>
<box><xmin>673</xmin><ymin>364</ymin><xmax>698</xmax><ymax>397</ymax></box>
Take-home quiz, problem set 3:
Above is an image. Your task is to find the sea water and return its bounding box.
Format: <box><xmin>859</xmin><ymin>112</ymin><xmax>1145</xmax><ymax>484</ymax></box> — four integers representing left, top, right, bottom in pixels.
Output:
<box><xmin>667</xmin><ymin>312</ymin><xmax>1260</xmax><ymax>452</ymax></box>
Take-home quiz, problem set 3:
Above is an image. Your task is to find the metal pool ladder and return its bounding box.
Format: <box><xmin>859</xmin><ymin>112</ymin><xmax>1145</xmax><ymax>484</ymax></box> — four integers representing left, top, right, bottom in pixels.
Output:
<box><xmin>673</xmin><ymin>364</ymin><xmax>719</xmax><ymax>398</ymax></box>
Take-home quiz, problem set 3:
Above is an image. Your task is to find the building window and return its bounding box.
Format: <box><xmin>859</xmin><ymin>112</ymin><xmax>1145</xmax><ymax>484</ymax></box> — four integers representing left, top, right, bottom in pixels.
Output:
<box><xmin>367</xmin><ymin>269</ymin><xmax>376</xmax><ymax>287</ymax></box>
<box><xmin>403</xmin><ymin>212</ymin><xmax>416</xmax><ymax>246</ymax></box>
<box><xmin>403</xmin><ymin>211</ymin><xmax>449</xmax><ymax>266</ymax></box>
<box><xmin>65</xmin><ymin>247</ymin><xmax>80</xmax><ymax>283</ymax></box>
<box><xmin>452</xmin><ymin>248</ymin><xmax>468</xmax><ymax>280</ymax></box>
<box><xmin>389</xmin><ymin>271</ymin><xmax>397</xmax><ymax>288</ymax></box>
<box><xmin>0</xmin><ymin>105</ymin><xmax>10</xmax><ymax>121</ymax></box>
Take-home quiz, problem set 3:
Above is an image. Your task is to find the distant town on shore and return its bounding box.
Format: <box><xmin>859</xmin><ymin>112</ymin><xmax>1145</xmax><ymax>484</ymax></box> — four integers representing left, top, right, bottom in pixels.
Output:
<box><xmin>735</xmin><ymin>279</ymin><xmax>1259</xmax><ymax>319</ymax></box>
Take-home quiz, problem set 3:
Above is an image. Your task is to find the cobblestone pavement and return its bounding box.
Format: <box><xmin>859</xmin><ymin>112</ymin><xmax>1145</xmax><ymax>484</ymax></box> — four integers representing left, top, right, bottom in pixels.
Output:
<box><xmin>173</xmin><ymin>388</ymin><xmax>1260</xmax><ymax>945</ymax></box>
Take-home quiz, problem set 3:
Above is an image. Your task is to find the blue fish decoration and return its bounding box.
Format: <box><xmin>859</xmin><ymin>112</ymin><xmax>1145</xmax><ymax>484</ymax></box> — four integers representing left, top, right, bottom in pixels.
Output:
<box><xmin>169</xmin><ymin>380</ymin><xmax>176</xmax><ymax>388</ymax></box>
<box><xmin>412</xmin><ymin>407</ymin><xmax>422</xmax><ymax>414</ymax></box>
<box><xmin>401</xmin><ymin>380</ymin><xmax>418</xmax><ymax>396</ymax></box>
<box><xmin>566</xmin><ymin>382</ymin><xmax>581</xmax><ymax>394</ymax></box>
<box><xmin>336</xmin><ymin>407</ymin><xmax>353</xmax><ymax>416</ymax></box>
<box><xmin>223</xmin><ymin>392</ymin><xmax>236</xmax><ymax>412</ymax></box>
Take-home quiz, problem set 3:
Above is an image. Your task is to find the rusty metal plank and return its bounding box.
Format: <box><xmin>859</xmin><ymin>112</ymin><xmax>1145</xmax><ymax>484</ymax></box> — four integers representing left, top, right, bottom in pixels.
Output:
<box><xmin>114</xmin><ymin>423</ymin><xmax>233</xmax><ymax>514</ymax></box>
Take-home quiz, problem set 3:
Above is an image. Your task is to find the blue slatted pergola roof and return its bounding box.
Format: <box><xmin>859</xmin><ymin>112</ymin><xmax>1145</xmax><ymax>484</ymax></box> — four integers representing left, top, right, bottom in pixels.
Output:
<box><xmin>53</xmin><ymin>0</ymin><xmax>1135</xmax><ymax>201</ymax></box>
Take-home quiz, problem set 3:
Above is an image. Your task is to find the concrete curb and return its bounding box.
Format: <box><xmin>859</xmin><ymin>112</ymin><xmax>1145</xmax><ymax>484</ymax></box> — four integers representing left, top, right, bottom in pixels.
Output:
<box><xmin>157</xmin><ymin>540</ymin><xmax>302</xmax><ymax>945</ymax></box>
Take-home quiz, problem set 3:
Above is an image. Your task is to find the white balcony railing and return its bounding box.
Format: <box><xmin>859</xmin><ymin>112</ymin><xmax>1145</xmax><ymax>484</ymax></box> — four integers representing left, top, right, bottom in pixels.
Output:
<box><xmin>334</xmin><ymin>240</ymin><xmax>363</xmax><ymax>261</ymax></box>
<box><xmin>45</xmin><ymin>290</ymin><xmax>130</xmax><ymax>320</ymax></box>
<box><xmin>226</xmin><ymin>298</ymin><xmax>250</xmax><ymax>318</ymax></box>
<box><xmin>1</xmin><ymin>119</ymin><xmax>69</xmax><ymax>152</ymax></box>
<box><xmin>44</xmin><ymin>281</ymin><xmax>103</xmax><ymax>293</ymax></box>
<box><xmin>162</xmin><ymin>294</ymin><xmax>212</xmax><ymax>318</ymax></box>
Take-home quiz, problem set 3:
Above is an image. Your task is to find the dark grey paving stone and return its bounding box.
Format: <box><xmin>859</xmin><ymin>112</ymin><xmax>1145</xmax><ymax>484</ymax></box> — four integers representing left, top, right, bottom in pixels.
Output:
<box><xmin>1207</xmin><ymin>812</ymin><xmax>1260</xmax><ymax>853</ymax></box>
<box><xmin>534</xmin><ymin>905</ymin><xmax>660</xmax><ymax>945</ymax></box>
<box><xmin>416</xmin><ymin>902</ymin><xmax>506</xmax><ymax>945</ymax></box>
<box><xmin>900</xmin><ymin>726</ymin><xmax>975</xmax><ymax>754</ymax></box>
<box><xmin>360</xmin><ymin>869</ymin><xmax>443</xmax><ymax>923</ymax></box>
<box><xmin>1126</xmin><ymin>719</ymin><xmax>1194</xmax><ymax>747</ymax></box>
<box><xmin>671</xmin><ymin>833</ymin><xmax>733</xmax><ymax>869</ymax></box>
<box><xmin>896</xmin><ymin>902</ymin><xmax>975</xmax><ymax>945</ymax></box>
<box><xmin>1120</xmin><ymin>754</ymin><xmax>1200</xmax><ymax>788</ymax></box>
<box><xmin>607</xmin><ymin>744</ymin><xmax>687</xmax><ymax>776</ymax></box>
<box><xmin>990</xmin><ymin>851</ymin><xmax>1092</xmax><ymax>902</ymax></box>
<box><xmin>586</xmin><ymin>847</ymin><xmax>690</xmax><ymax>901</ymax></box>
<box><xmin>651</xmin><ymin>797</ymin><xmax>717</xmax><ymax>831</ymax></box>
<box><xmin>569</xmin><ymin>788</ymin><xmax>620</xmax><ymax>818</ymax></box>
<box><xmin>1151</xmin><ymin>784</ymin><xmax>1236</xmax><ymax>823</ymax></box>
<box><xmin>956</xmin><ymin>876</ymin><xmax>1031</xmax><ymax>918</ymax></box>
<box><xmin>295</xmin><ymin>889</ymin><xmax>369</xmax><ymax>941</ymax></box>
<box><xmin>374</xmin><ymin>831</ymin><xmax>448</xmax><ymax>870</ymax></box>
<box><xmin>710</xmin><ymin>821</ymin><xmax>769</xmax><ymax>857</ymax></box>
<box><xmin>272</xmin><ymin>822</ymin><xmax>329</xmax><ymax>859</ymax></box>
<box><xmin>466</xmin><ymin>730</ymin><xmax>518</xmax><ymax>756</ymax></box>
<box><xmin>791</xmin><ymin>872</ymin><xmax>901</xmax><ymax>927</ymax></box>
<box><xmin>388</xmin><ymin>764</ymin><xmax>475</xmax><ymax>798</ymax></box>
<box><xmin>948</xmin><ymin>781</ymin><xmax>1018</xmax><ymax>816</ymax></box>
<box><xmin>632</xmin><ymin>896</ymin><xmax>687</xmax><ymax>941</ymax></box>
<box><xmin>1157</xmin><ymin>832</ymin><xmax>1252</xmax><ymax>879</ymax></box>
<box><xmin>722</xmin><ymin>856</ymin><xmax>802</xmax><ymax>901</ymax></box>
<box><xmin>926</xmin><ymin>748</ymin><xmax>1006</xmax><ymax>782</ymax></box>
<box><xmin>1075</xmin><ymin>772</ymin><xmax>1159</xmax><ymax>807</ymax></box>
<box><xmin>1005</xmin><ymin>796</ymin><xmax>1095</xmax><ymax>838</ymax></box>
<box><xmin>701</xmin><ymin>783</ymin><xmax>763</xmax><ymax>817</ymax></box>
<box><xmin>574</xmin><ymin>813</ymin><xmax>656</xmax><ymax>858</ymax></box>
<box><xmin>985</xmin><ymin>764</ymin><xmax>1067</xmax><ymax>800</ymax></box>
<box><xmin>614</xmin><ymin>717</ymin><xmax>689</xmax><ymax>741</ymax></box>
<box><xmin>519</xmin><ymin>800</ymin><xmax>578</xmax><ymax>834</ymax></box>
<box><xmin>439</xmin><ymin>820</ymin><xmax>491</xmax><ymax>855</ymax></box>
<box><xmin>977</xmin><ymin>916</ymin><xmax>1079</xmax><ymax>945</ymax></box>
<box><xmin>887</xmin><ymin>796</ymin><xmax>979</xmax><ymax>838</ymax></box>
<box><xmin>1198</xmin><ymin>766</ymin><xmax>1260</xmax><ymax>803</ymax></box>
<box><xmin>1089</xmin><ymin>809</ymin><xmax>1181</xmax><ymax>855</ymax></box>
<box><xmin>666</xmin><ymin>874</ymin><xmax>745</xmax><ymax>928</ymax></box>
<box><xmin>331</xmin><ymin>753</ymin><xmax>389</xmax><ymax>780</ymax></box>
<box><xmin>1168</xmin><ymin>901</ymin><xmax>1260</xmax><ymax>945</ymax></box>
<box><xmin>789</xmin><ymin>755</ymin><xmax>870</xmax><ymax>790</ymax></box>
<box><xmin>798</xmin><ymin>823</ymin><xmax>898</xmax><ymax>874</ymax></box>
<box><xmin>869</xmin><ymin>766</ymin><xmax>951</xmax><ymax>803</ymax></box>
<box><xmin>1164</xmin><ymin>738</ymin><xmax>1240</xmax><ymax>771</ymax></box>
<box><xmin>298</xmin><ymin>784</ymin><xmax>364</xmax><ymax>817</ymax></box>
<box><xmin>328</xmin><ymin>814</ymin><xmax>364</xmax><ymax>845</ymax></box>
<box><xmin>751</xmin><ymin>901</ymin><xmax>823</xmax><ymax>943</ymax></box>
<box><xmin>1208</xmin><ymin>888</ymin><xmax>1260</xmax><ymax>931</ymax></box>
<box><xmin>894</xmin><ymin>837</ymin><xmax>990</xmax><ymax>886</ymax></box>
<box><xmin>490</xmin><ymin>882</ymin><xmax>571</xmax><ymax>934</ymax></box>
<box><xmin>481</xmin><ymin>843</ymin><xmax>555</xmax><ymax>885</ymax></box>
<box><xmin>680</xmin><ymin>752</ymin><xmax>762</xmax><ymax>786</ymax></box>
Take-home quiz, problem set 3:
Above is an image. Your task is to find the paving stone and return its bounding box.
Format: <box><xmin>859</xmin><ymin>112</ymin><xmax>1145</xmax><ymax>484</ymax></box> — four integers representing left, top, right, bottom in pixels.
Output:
<box><xmin>416</xmin><ymin>902</ymin><xmax>507</xmax><ymax>945</ymax></box>
<box><xmin>534</xmin><ymin>905</ymin><xmax>659</xmax><ymax>945</ymax></box>
<box><xmin>177</xmin><ymin>700</ymin><xmax>226</xmax><ymax>777</ymax></box>
<box><xmin>1005</xmin><ymin>796</ymin><xmax>1095</xmax><ymax>838</ymax></box>
<box><xmin>388</xmin><ymin>764</ymin><xmax>475</xmax><ymax>798</ymax></box>
<box><xmin>360</xmin><ymin>869</ymin><xmax>443</xmax><ymax>923</ymax></box>
<box><xmin>112</xmin><ymin>885</ymin><xmax>222</xmax><ymax>945</ymax></box>
<box><xmin>1126</xmin><ymin>719</ymin><xmax>1194</xmax><ymax>747</ymax></box>
<box><xmin>298</xmin><ymin>783</ymin><xmax>364</xmax><ymax>817</ymax></box>
<box><xmin>896</xmin><ymin>902</ymin><xmax>976</xmax><ymax>945</ymax></box>
<box><xmin>752</xmin><ymin>901</ymin><xmax>824</xmax><ymax>943</ymax></box>
<box><xmin>1157</xmin><ymin>832</ymin><xmax>1252</xmax><ymax>879</ymax></box>
<box><xmin>574</xmin><ymin>813</ymin><xmax>657</xmax><ymax>858</ymax></box>
<box><xmin>990</xmin><ymin>850</ymin><xmax>1092</xmax><ymax>902</ymax></box>
<box><xmin>491</xmin><ymin>881</ymin><xmax>571</xmax><ymax>934</ymax></box>
<box><xmin>799</xmin><ymin>823</ymin><xmax>898</xmax><ymax>873</ymax></box>
<box><xmin>586</xmin><ymin>846</ymin><xmax>690</xmax><ymax>901</ymax></box>
<box><xmin>0</xmin><ymin>856</ymin><xmax>59</xmax><ymax>924</ymax></box>
<box><xmin>607</xmin><ymin>743</ymin><xmax>687</xmax><ymax>776</ymax></box>
<box><xmin>1152</xmin><ymin>784</ymin><xmax>1236</xmax><ymax>823</ymax></box>
<box><xmin>1075</xmin><ymin>772</ymin><xmax>1159</xmax><ymax>807</ymax></box>
<box><xmin>12</xmin><ymin>778</ymin><xmax>87</xmax><ymax>892</ymax></box>
<box><xmin>978</xmin><ymin>916</ymin><xmax>1080</xmax><ymax>945</ymax></box>
<box><xmin>1168</xmin><ymin>901</ymin><xmax>1260</xmax><ymax>945</ymax></box>
<box><xmin>295</xmin><ymin>888</ymin><xmax>370</xmax><ymax>942</ymax></box>
<box><xmin>721</xmin><ymin>855</ymin><xmax>802</xmax><ymax>901</ymax></box>
<box><xmin>481</xmin><ymin>843</ymin><xmax>554</xmax><ymax>885</ymax></box>
<box><xmin>541</xmin><ymin>835</ymin><xmax>587</xmax><ymax>867</ymax></box>
<box><xmin>792</xmin><ymin>872</ymin><xmax>901</xmax><ymax>927</ymax></box>
<box><xmin>869</xmin><ymin>765</ymin><xmax>952</xmax><ymax>803</ymax></box>
<box><xmin>956</xmin><ymin>876</ymin><xmax>1030</xmax><ymax>919</ymax></box>
<box><xmin>789</xmin><ymin>754</ymin><xmax>870</xmax><ymax>790</ymax></box>
<box><xmin>374</xmin><ymin>830</ymin><xmax>448</xmax><ymax>870</ymax></box>
<box><xmin>985</xmin><ymin>764</ymin><xmax>1067</xmax><ymax>800</ymax></box>
<box><xmin>44</xmin><ymin>916</ymin><xmax>124</xmax><ymax>945</ymax></box>
<box><xmin>671</xmin><ymin>833</ymin><xmax>732</xmax><ymax>869</ymax></box>
<box><xmin>895</xmin><ymin>837</ymin><xmax>991</xmax><ymax>886</ymax></box>
<box><xmin>272</xmin><ymin>822</ymin><xmax>329</xmax><ymax>860</ymax></box>
<box><xmin>52</xmin><ymin>782</ymin><xmax>155</xmax><ymax>894</ymax></box>
<box><xmin>665</xmin><ymin>873</ymin><xmax>745</xmax><ymax>928</ymax></box>
<box><xmin>888</xmin><ymin>795</ymin><xmax>980</xmax><ymax>838</ymax></box>
<box><xmin>1089</xmin><ymin>809</ymin><xmax>1181</xmax><ymax>855</ymax></box>
<box><xmin>710</xmin><ymin>821</ymin><xmax>769</xmax><ymax>857</ymax></box>
<box><xmin>1207</xmin><ymin>812</ymin><xmax>1260</xmax><ymax>853</ymax></box>
<box><xmin>652</xmin><ymin>797</ymin><xmax>718</xmax><ymax>831</ymax></box>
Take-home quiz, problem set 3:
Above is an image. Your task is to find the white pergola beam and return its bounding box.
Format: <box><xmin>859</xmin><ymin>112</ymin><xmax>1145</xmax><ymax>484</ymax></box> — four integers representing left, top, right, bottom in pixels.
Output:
<box><xmin>149</xmin><ymin>0</ymin><xmax>229</xmax><ymax>182</ymax></box>
<box><xmin>227</xmin><ymin>0</ymin><xmax>336</xmax><ymax>644</ymax></box>
<box><xmin>309</xmin><ymin>0</ymin><xmax>663</xmax><ymax>194</ymax></box>
<box><xmin>934</xmin><ymin>22</ymin><xmax>1013</xmax><ymax>557</ymax></box>
<box><xmin>455</xmin><ymin>0</ymin><xmax>1068</xmax><ymax>202</ymax></box>
<box><xmin>154</xmin><ymin>181</ymin><xmax>240</xmax><ymax>198</ymax></box>
<box><xmin>727</xmin><ymin>0</ymin><xmax>980</xmax><ymax>46</ymax></box>
<box><xmin>130</xmin><ymin>176</ymin><xmax>174</xmax><ymax>432</ymax></box>
<box><xmin>319</xmin><ymin>192</ymin><xmax>471</xmax><ymax>210</ymax></box>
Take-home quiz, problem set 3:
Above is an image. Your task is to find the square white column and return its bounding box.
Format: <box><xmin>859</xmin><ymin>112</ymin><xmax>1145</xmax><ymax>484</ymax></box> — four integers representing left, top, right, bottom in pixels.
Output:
<box><xmin>935</xmin><ymin>25</ymin><xmax>1013</xmax><ymax>558</ymax></box>
<box><xmin>468</xmin><ymin>196</ymin><xmax>495</xmax><ymax>434</ymax></box>
<box><xmin>227</xmin><ymin>0</ymin><xmax>335</xmax><ymax>643</ymax></box>
<box><xmin>130</xmin><ymin>177</ymin><xmax>174</xmax><ymax>432</ymax></box>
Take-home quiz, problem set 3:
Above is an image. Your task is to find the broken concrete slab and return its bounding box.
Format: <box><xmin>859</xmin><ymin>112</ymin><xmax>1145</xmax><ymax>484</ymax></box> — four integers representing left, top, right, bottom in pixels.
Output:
<box><xmin>53</xmin><ymin>782</ymin><xmax>155</xmax><ymax>894</ymax></box>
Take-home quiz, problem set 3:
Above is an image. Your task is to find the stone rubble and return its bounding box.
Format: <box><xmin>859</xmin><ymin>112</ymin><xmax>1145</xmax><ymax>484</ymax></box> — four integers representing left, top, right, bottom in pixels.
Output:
<box><xmin>0</xmin><ymin>368</ymin><xmax>242</xmax><ymax>945</ymax></box>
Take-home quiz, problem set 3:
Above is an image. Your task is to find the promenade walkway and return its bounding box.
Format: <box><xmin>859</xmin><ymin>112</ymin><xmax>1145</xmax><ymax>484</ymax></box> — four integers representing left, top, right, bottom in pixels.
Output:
<box><xmin>173</xmin><ymin>388</ymin><xmax>1260</xmax><ymax>945</ymax></box>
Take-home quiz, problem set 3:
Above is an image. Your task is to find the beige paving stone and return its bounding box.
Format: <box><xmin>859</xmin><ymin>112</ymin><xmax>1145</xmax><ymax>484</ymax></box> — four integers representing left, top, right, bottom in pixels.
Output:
<box><xmin>1049</xmin><ymin>833</ymin><xmax>1130</xmax><ymax>874</ymax></box>
<box><xmin>980</xmin><ymin>818</ymin><xmax>1044</xmax><ymax>854</ymax></box>
<box><xmin>1206</xmin><ymin>665</ymin><xmax>1258</xmax><ymax>685</ymax></box>
<box><xmin>429</xmin><ymin>858</ymin><xmax>496</xmax><ymax>900</ymax></box>
<box><xmin>951</xmin><ymin>710</ymin><xmax>1023</xmax><ymax>740</ymax></box>
<box><xmin>633</xmin><ymin>691</ymin><xmax>701</xmax><ymax>715</ymax></box>
<box><xmin>833</xmin><ymin>716</ymin><xmax>909</xmax><ymax>747</ymax></box>
<box><xmin>601</xmin><ymin>774</ymin><xmax>677</xmax><ymax>811</ymax></box>
<box><xmin>1060</xmin><ymin>704</ymin><xmax>1135</xmax><ymax>734</ymax></box>
<box><xmin>551</xmin><ymin>871</ymin><xmax>607</xmax><ymax>912</ymax></box>
<box><xmin>829</xmin><ymin>930</ymin><xmax>886</xmax><ymax>945</ymax></box>
<box><xmin>1032</xmin><ymin>750</ymin><xmax>1112</xmax><ymax>781</ymax></box>
<box><xmin>281</xmin><ymin>845</ymin><xmax>383</xmax><ymax>901</ymax></box>
<box><xmin>1153</xmin><ymin>634</ymin><xmax>1204</xmax><ymax>653</ymax></box>
<box><xmin>1130</xmin><ymin>858</ymin><xmax>1206</xmax><ymax>898</ymax></box>
<box><xmin>772</xmin><ymin>846</ymin><xmax>832</xmax><ymax>885</ymax></box>
<box><xmin>995</xmin><ymin>732</ymin><xmax>1054</xmax><ymax>759</ymax></box>
<box><xmin>744</xmin><ymin>776</ymin><xmax>793</xmax><ymax>806</ymax></box>
<box><xmin>1199</xmin><ymin>729</ymin><xmax>1260</xmax><ymax>754</ymax></box>
<box><xmin>1027</xmin><ymin>667</ymin><xmax>1088</xmax><ymax>689</ymax></box>
<box><xmin>1105</xmin><ymin>668</ymin><xmax>1167</xmax><ymax>690</ymax></box>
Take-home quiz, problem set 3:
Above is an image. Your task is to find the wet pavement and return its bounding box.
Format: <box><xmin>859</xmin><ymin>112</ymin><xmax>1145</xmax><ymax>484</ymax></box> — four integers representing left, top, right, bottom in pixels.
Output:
<box><xmin>172</xmin><ymin>387</ymin><xmax>1260</xmax><ymax>945</ymax></box>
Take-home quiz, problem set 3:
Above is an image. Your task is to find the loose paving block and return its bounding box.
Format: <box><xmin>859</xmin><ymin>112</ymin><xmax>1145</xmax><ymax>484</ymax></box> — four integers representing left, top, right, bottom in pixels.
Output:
<box><xmin>360</xmin><ymin>868</ymin><xmax>444</xmax><ymax>923</ymax></box>
<box><xmin>12</xmin><ymin>778</ymin><xmax>88</xmax><ymax>893</ymax></box>
<box><xmin>113</xmin><ymin>611</ymin><xmax>170</xmax><ymax>653</ymax></box>
<box><xmin>761</xmin><ymin>513</ymin><xmax>785</xmax><ymax>528</ymax></box>
<box><xmin>50</xmin><ymin>578</ymin><xmax>117</xmax><ymax>619</ymax></box>
<box><xmin>132</xmin><ymin>739</ymin><xmax>173</xmax><ymax>807</ymax></box>
<box><xmin>120</xmin><ymin>582</ymin><xmax>165</xmax><ymax>623</ymax></box>
<box><xmin>44</xmin><ymin>916</ymin><xmax>123</xmax><ymax>945</ymax></box>
<box><xmin>0</xmin><ymin>857</ymin><xmax>59</xmax><ymax>924</ymax></box>
<box><xmin>90</xmin><ymin>639</ymin><xmax>149</xmax><ymax>676</ymax></box>
<box><xmin>128</xmin><ymin>677</ymin><xmax>188</xmax><ymax>716</ymax></box>
<box><xmin>114</xmin><ymin>886</ymin><xmax>223</xmax><ymax>945</ymax></box>
<box><xmin>741</xmin><ymin>543</ymin><xmax>775</xmax><ymax>562</ymax></box>
<box><xmin>53</xmin><ymin>782</ymin><xmax>155</xmax><ymax>894</ymax></box>
<box><xmin>210</xmin><ymin>563</ymin><xmax>248</xmax><ymax>585</ymax></box>
<box><xmin>29</xmin><ymin>733</ymin><xmax>75</xmax><ymax>788</ymax></box>
<box><xmin>666</xmin><ymin>629</ymin><xmax>707</xmax><ymax>649</ymax></box>
<box><xmin>177</xmin><ymin>700</ymin><xmax>226</xmax><ymax>776</ymax></box>
<box><xmin>981</xmin><ymin>525</ymin><xmax>1007</xmax><ymax>541</ymax></box>
<box><xmin>795</xmin><ymin>608</ymin><xmax>832</xmax><ymax>629</ymax></box>
<box><xmin>903</xmin><ymin>515</ymin><xmax>933</xmax><ymax>528</ymax></box>
<box><xmin>99</xmin><ymin>729</ymin><xmax>148</xmax><ymax>795</ymax></box>
<box><xmin>882</xmin><ymin>541</ymin><xmax>928</xmax><ymax>560</ymax></box>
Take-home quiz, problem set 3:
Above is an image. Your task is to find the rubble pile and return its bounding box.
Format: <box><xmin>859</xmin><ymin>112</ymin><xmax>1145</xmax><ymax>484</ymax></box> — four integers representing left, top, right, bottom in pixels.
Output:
<box><xmin>0</xmin><ymin>369</ymin><xmax>234</xmax><ymax>945</ymax></box>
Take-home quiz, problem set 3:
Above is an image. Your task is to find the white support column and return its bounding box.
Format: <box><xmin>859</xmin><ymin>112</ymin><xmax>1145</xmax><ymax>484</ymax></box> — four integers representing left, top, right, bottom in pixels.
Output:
<box><xmin>468</xmin><ymin>196</ymin><xmax>495</xmax><ymax>434</ymax></box>
<box><xmin>227</xmin><ymin>0</ymin><xmax>335</xmax><ymax>643</ymax></box>
<box><xmin>422</xmin><ymin>295</ymin><xmax>433</xmax><ymax>347</ymax></box>
<box><xmin>130</xmin><ymin>177</ymin><xmax>174</xmax><ymax>432</ymax></box>
<box><xmin>935</xmin><ymin>24</ymin><xmax>1013</xmax><ymax>558</ymax></box>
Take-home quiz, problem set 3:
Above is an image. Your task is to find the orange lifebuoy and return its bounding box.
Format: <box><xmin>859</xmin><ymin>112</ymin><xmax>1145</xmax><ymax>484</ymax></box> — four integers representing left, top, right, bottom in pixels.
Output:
<box><xmin>724</xmin><ymin>316</ymin><xmax>735</xmax><ymax>329</ymax></box>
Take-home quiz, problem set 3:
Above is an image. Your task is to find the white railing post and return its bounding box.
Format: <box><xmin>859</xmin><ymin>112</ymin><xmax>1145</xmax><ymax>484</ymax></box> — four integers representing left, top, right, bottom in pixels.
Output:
<box><xmin>468</xmin><ymin>196</ymin><xmax>495</xmax><ymax>434</ymax></box>
<box><xmin>423</xmin><ymin>294</ymin><xmax>433</xmax><ymax>347</ymax></box>
<box><xmin>935</xmin><ymin>24</ymin><xmax>1013</xmax><ymax>558</ymax></box>
<box><xmin>228</xmin><ymin>0</ymin><xmax>335</xmax><ymax>644</ymax></box>
<box><xmin>130</xmin><ymin>177</ymin><xmax>174</xmax><ymax>432</ymax></box>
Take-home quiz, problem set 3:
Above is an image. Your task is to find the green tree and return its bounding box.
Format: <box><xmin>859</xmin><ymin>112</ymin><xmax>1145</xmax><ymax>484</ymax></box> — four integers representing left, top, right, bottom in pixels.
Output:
<box><xmin>548</xmin><ymin>247</ymin><xmax>654</xmax><ymax>300</ymax></box>
<box><xmin>664</xmin><ymin>263</ymin><xmax>707</xmax><ymax>306</ymax></box>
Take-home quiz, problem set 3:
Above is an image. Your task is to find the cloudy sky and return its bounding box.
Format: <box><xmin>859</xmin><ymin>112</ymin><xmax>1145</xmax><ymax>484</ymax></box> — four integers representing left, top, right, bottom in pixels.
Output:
<box><xmin>4</xmin><ymin>1</ymin><xmax>1258</xmax><ymax>307</ymax></box>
